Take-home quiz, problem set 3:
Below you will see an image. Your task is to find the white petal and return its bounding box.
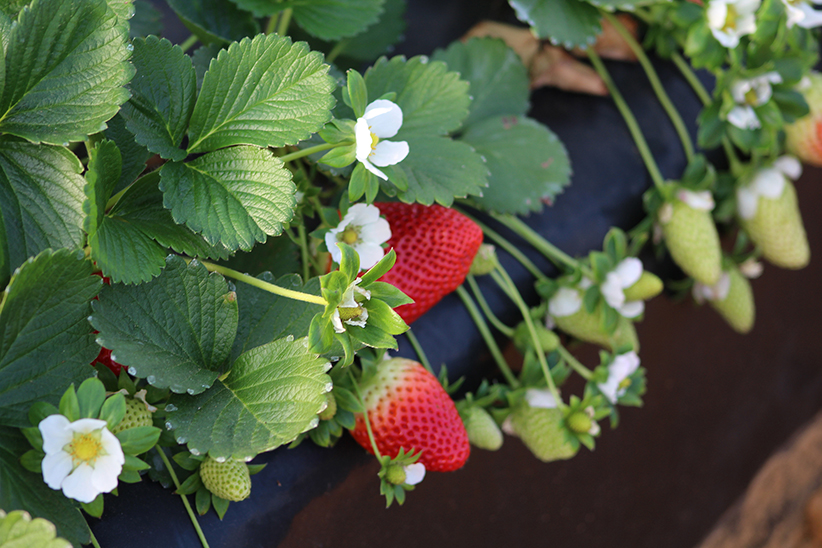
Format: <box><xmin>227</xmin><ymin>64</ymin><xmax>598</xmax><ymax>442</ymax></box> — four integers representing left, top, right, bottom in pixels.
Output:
<box><xmin>403</xmin><ymin>463</ymin><xmax>426</xmax><ymax>486</ymax></box>
<box><xmin>501</xmin><ymin>416</ymin><xmax>516</xmax><ymax>436</ymax></box>
<box><xmin>658</xmin><ymin>203</ymin><xmax>674</xmax><ymax>225</ymax></box>
<box><xmin>39</xmin><ymin>415</ymin><xmax>72</xmax><ymax>454</ymax></box>
<box><xmin>599</xmin><ymin>352</ymin><xmax>640</xmax><ymax>400</ymax></box>
<box><xmin>548</xmin><ymin>287</ymin><xmax>582</xmax><ymax>317</ymax></box>
<box><xmin>331</xmin><ymin>310</ymin><xmax>345</xmax><ymax>334</ymax></box>
<box><xmin>347</xmin><ymin>203</ymin><xmax>381</xmax><ymax>225</ymax></box>
<box><xmin>736</xmin><ymin>186</ymin><xmax>759</xmax><ymax>220</ymax></box>
<box><xmin>358</xmin><ymin>216</ymin><xmax>391</xmax><ymax>245</ymax></box>
<box><xmin>61</xmin><ymin>464</ymin><xmax>100</xmax><ymax>503</ymax></box>
<box><xmin>99</xmin><ymin>428</ymin><xmax>125</xmax><ymax>465</ymax></box>
<box><xmin>752</xmin><ymin>167</ymin><xmax>786</xmax><ymax>199</ymax></box>
<box><xmin>41</xmin><ymin>451</ymin><xmax>73</xmax><ymax>490</ymax></box>
<box><xmin>363</xmin><ymin>100</ymin><xmax>403</xmax><ymax>138</ymax></box>
<box><xmin>736</xmin><ymin>13</ymin><xmax>758</xmax><ymax>34</ymax></box>
<box><xmin>597</xmin><ymin>379</ymin><xmax>620</xmax><ymax>404</ymax></box>
<box><xmin>774</xmin><ymin>155</ymin><xmax>802</xmax><ymax>180</ymax></box>
<box><xmin>678</xmin><ymin>189</ymin><xmax>715</xmax><ymax>211</ymax></box>
<box><xmin>325</xmin><ymin>233</ymin><xmax>343</xmax><ymax>264</ymax></box>
<box><xmin>618</xmin><ymin>300</ymin><xmax>645</xmax><ymax>319</ymax></box>
<box><xmin>751</xmin><ymin>79</ymin><xmax>773</xmax><ymax>105</ymax></box>
<box><xmin>66</xmin><ymin>418</ymin><xmax>108</xmax><ymax>434</ymax></box>
<box><xmin>370</xmin><ymin>140</ymin><xmax>409</xmax><ymax>167</ymax></box>
<box><xmin>727</xmin><ymin>105</ymin><xmax>761</xmax><ymax>129</ymax></box>
<box><xmin>345</xmin><ymin>308</ymin><xmax>368</xmax><ymax>329</ymax></box>
<box><xmin>784</xmin><ymin>2</ymin><xmax>802</xmax><ymax>30</ymax></box>
<box><xmin>707</xmin><ymin>2</ymin><xmax>728</xmax><ymax>29</ymax></box>
<box><xmin>737</xmin><ymin>0</ymin><xmax>762</xmax><ymax>14</ymax></box>
<box><xmin>731</xmin><ymin>79</ymin><xmax>752</xmax><ymax>104</ymax></box>
<box><xmin>798</xmin><ymin>3</ymin><xmax>822</xmax><ymax>26</ymax></box>
<box><xmin>355</xmin><ymin>242</ymin><xmax>385</xmax><ymax>270</ymax></box>
<box><xmin>355</xmin><ymin>117</ymin><xmax>373</xmax><ymax>163</ymax></box>
<box><xmin>90</xmin><ymin>455</ymin><xmax>122</xmax><ymax>494</ymax></box>
<box><xmin>739</xmin><ymin>259</ymin><xmax>764</xmax><ymax>279</ymax></box>
<box><xmin>613</xmin><ymin>258</ymin><xmax>643</xmax><ymax>288</ymax></box>
<box><xmin>712</xmin><ymin>272</ymin><xmax>732</xmax><ymax>301</ymax></box>
<box><xmin>711</xmin><ymin>28</ymin><xmax>740</xmax><ymax>48</ymax></box>
<box><xmin>601</xmin><ymin>273</ymin><xmax>626</xmax><ymax>309</ymax></box>
<box><xmin>525</xmin><ymin>388</ymin><xmax>558</xmax><ymax>409</ymax></box>
<box><xmin>362</xmin><ymin>158</ymin><xmax>388</xmax><ymax>180</ymax></box>
<box><xmin>692</xmin><ymin>282</ymin><xmax>713</xmax><ymax>304</ymax></box>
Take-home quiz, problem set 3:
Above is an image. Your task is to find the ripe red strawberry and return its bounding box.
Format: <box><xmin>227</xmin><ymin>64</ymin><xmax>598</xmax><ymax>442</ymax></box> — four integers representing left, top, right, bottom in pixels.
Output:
<box><xmin>375</xmin><ymin>202</ymin><xmax>483</xmax><ymax>325</ymax></box>
<box><xmin>350</xmin><ymin>358</ymin><xmax>470</xmax><ymax>472</ymax></box>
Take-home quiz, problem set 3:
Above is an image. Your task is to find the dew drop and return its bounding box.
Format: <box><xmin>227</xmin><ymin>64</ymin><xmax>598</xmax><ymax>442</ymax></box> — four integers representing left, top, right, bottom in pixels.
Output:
<box><xmin>319</xmin><ymin>401</ymin><xmax>328</xmax><ymax>412</ymax></box>
<box><xmin>61</xmin><ymin>142</ymin><xmax>69</xmax><ymax>147</ymax></box>
<box><xmin>189</xmin><ymin>448</ymin><xmax>200</xmax><ymax>456</ymax></box>
<box><xmin>165</xmin><ymin>421</ymin><xmax>174</xmax><ymax>430</ymax></box>
<box><xmin>146</xmin><ymin>375</ymin><xmax>156</xmax><ymax>384</ymax></box>
<box><xmin>165</xmin><ymin>404</ymin><xmax>177</xmax><ymax>412</ymax></box>
<box><xmin>308</xmin><ymin>417</ymin><xmax>319</xmax><ymax>428</ymax></box>
<box><xmin>187</xmin><ymin>388</ymin><xmax>195</xmax><ymax>395</ymax></box>
<box><xmin>176</xmin><ymin>436</ymin><xmax>187</xmax><ymax>444</ymax></box>
<box><xmin>215</xmin><ymin>456</ymin><xmax>226</xmax><ymax>463</ymax></box>
<box><xmin>110</xmin><ymin>354</ymin><xmax>118</xmax><ymax>362</ymax></box>
<box><xmin>324</xmin><ymin>382</ymin><xmax>333</xmax><ymax>393</ymax></box>
<box><xmin>419</xmin><ymin>55</ymin><xmax>428</xmax><ymax>64</ymax></box>
<box><xmin>128</xmin><ymin>367</ymin><xmax>137</xmax><ymax>375</ymax></box>
<box><xmin>286</xmin><ymin>335</ymin><xmax>294</xmax><ymax>342</ymax></box>
<box><xmin>126</xmin><ymin>43</ymin><xmax>134</xmax><ymax>52</ymax></box>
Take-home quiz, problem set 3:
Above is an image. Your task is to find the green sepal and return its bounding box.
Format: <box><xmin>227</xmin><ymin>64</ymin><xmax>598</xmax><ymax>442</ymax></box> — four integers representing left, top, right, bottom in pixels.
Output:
<box><xmin>115</xmin><ymin>425</ymin><xmax>162</xmax><ymax>455</ymax></box>
<box><xmin>346</xmin><ymin>69</ymin><xmax>368</xmax><ymax>117</ymax></box>
<box><xmin>365</xmin><ymin>281</ymin><xmax>413</xmax><ymax>308</ymax></box>
<box><xmin>601</xmin><ymin>303</ymin><xmax>619</xmax><ymax>334</ymax></box>
<box><xmin>28</xmin><ymin>402</ymin><xmax>59</xmax><ymax>427</ymax></box>
<box><xmin>320</xmin><ymin>144</ymin><xmax>357</xmax><ymax>168</ymax></box>
<box><xmin>348</xmin><ymin>163</ymin><xmax>370</xmax><ymax>202</ymax></box>
<box><xmin>602</xmin><ymin>229</ymin><xmax>627</xmax><ymax>263</ymax></box>
<box><xmin>309</xmin><ymin>419</ymin><xmax>332</xmax><ymax>446</ymax></box>
<box><xmin>100</xmin><ymin>393</ymin><xmax>127</xmax><ymax>432</ymax></box>
<box><xmin>684</xmin><ymin>22</ymin><xmax>726</xmax><ymax>70</ymax></box>
<box><xmin>20</xmin><ymin>427</ymin><xmax>42</xmax><ymax>451</ymax></box>
<box><xmin>337</xmin><ymin>242</ymin><xmax>360</xmax><ymax>281</ymax></box>
<box><xmin>81</xmin><ymin>494</ymin><xmax>104</xmax><ymax>518</ymax></box>
<box><xmin>335</xmin><ymin>332</ymin><xmax>355</xmax><ymax>367</ymax></box>
<box><xmin>176</xmin><ymin>471</ymin><xmax>203</xmax><ymax>495</ymax></box>
<box><xmin>696</xmin><ymin>101</ymin><xmax>724</xmax><ymax>150</ymax></box>
<box><xmin>318</xmin><ymin>118</ymin><xmax>356</xmax><ymax>144</ymax></box>
<box><xmin>772</xmin><ymin>88</ymin><xmax>809</xmax><ymax>122</ymax></box>
<box><xmin>76</xmin><ymin>378</ymin><xmax>106</xmax><ymax>419</ymax></box>
<box><xmin>58</xmin><ymin>386</ymin><xmax>80</xmax><ymax>423</ymax></box>
<box><xmin>196</xmin><ymin>486</ymin><xmax>212</xmax><ymax>515</ymax></box>
<box><xmin>212</xmin><ymin>494</ymin><xmax>230</xmax><ymax>520</ymax></box>
<box><xmin>117</xmin><ymin>369</ymin><xmax>137</xmax><ymax>395</ymax></box>
<box><xmin>94</xmin><ymin>363</ymin><xmax>120</xmax><ymax>392</ymax></box>
<box><xmin>173</xmin><ymin>452</ymin><xmax>205</xmax><ymax>471</ymax></box>
<box><xmin>583</xmin><ymin>285</ymin><xmax>600</xmax><ymax>314</ymax></box>
<box><xmin>19</xmin><ymin>449</ymin><xmax>43</xmax><ymax>473</ymax></box>
<box><xmin>348</xmin><ymin>322</ymin><xmax>398</xmax><ymax>350</ymax></box>
<box><xmin>378</xmin><ymin>164</ymin><xmax>408</xmax><ymax>192</ymax></box>
<box><xmin>364</xmin><ymin>299</ymin><xmax>408</xmax><ymax>336</ymax></box>
<box><xmin>336</xmin><ymin>408</ymin><xmax>356</xmax><ymax>429</ymax></box>
<box><xmin>365</xmin><ymin>171</ymin><xmax>380</xmax><ymax>203</ymax></box>
<box><xmin>308</xmin><ymin>313</ymin><xmax>335</xmax><ymax>355</ymax></box>
<box><xmin>588</xmin><ymin>251</ymin><xmax>612</xmax><ymax>282</ymax></box>
<box><xmin>123</xmin><ymin>454</ymin><xmax>150</xmax><ymax>472</ymax></box>
<box><xmin>331</xmin><ymin>386</ymin><xmax>363</xmax><ymax>413</ymax></box>
<box><xmin>359</xmin><ymin>249</ymin><xmax>396</xmax><ymax>285</ymax></box>
<box><xmin>119</xmin><ymin>469</ymin><xmax>143</xmax><ymax>483</ymax></box>
<box><xmin>247</xmin><ymin>463</ymin><xmax>267</xmax><ymax>475</ymax></box>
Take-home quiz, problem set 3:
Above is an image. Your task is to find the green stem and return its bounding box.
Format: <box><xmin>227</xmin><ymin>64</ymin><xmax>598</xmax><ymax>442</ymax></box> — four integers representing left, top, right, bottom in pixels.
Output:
<box><xmin>454</xmin><ymin>206</ymin><xmax>547</xmax><ymax>281</ymax></box>
<box><xmin>105</xmin><ymin>183</ymin><xmax>131</xmax><ymax>211</ymax></box>
<box><xmin>490</xmin><ymin>266</ymin><xmax>564</xmax><ymax>409</ymax></box>
<box><xmin>603</xmin><ymin>11</ymin><xmax>694</xmax><ymax>162</ymax></box>
<box><xmin>265</xmin><ymin>14</ymin><xmax>278</xmax><ymax>35</ymax></box>
<box><xmin>297</xmin><ymin>223</ymin><xmax>310</xmax><ymax>282</ymax></box>
<box><xmin>280</xmin><ymin>142</ymin><xmax>340</xmax><ymax>163</ymax></box>
<box><xmin>325</xmin><ymin>39</ymin><xmax>349</xmax><ymax>65</ymax></box>
<box><xmin>405</xmin><ymin>328</ymin><xmax>434</xmax><ymax>375</ymax></box>
<box><xmin>197</xmin><ymin>260</ymin><xmax>328</xmax><ymax>306</ymax></box>
<box><xmin>489</xmin><ymin>212</ymin><xmax>584</xmax><ymax>275</ymax></box>
<box><xmin>670</xmin><ymin>53</ymin><xmax>743</xmax><ymax>175</ymax></box>
<box><xmin>466</xmin><ymin>275</ymin><xmax>514</xmax><ymax>337</ymax></box>
<box><xmin>179</xmin><ymin>35</ymin><xmax>198</xmax><ymax>53</ymax></box>
<box><xmin>587</xmin><ymin>48</ymin><xmax>667</xmax><ymax>191</ymax></box>
<box><xmin>277</xmin><ymin>8</ymin><xmax>293</xmax><ymax>36</ymax></box>
<box><xmin>557</xmin><ymin>345</ymin><xmax>594</xmax><ymax>381</ymax></box>
<box><xmin>156</xmin><ymin>448</ymin><xmax>211</xmax><ymax>548</ymax></box>
<box><xmin>89</xmin><ymin>530</ymin><xmax>102</xmax><ymax>548</ymax></box>
<box><xmin>349</xmin><ymin>370</ymin><xmax>383</xmax><ymax>459</ymax></box>
<box><xmin>455</xmin><ymin>286</ymin><xmax>520</xmax><ymax>388</ymax></box>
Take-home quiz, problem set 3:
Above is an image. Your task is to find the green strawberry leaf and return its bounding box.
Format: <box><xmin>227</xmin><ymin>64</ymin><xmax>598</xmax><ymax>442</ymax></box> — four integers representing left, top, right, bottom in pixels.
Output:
<box><xmin>0</xmin><ymin>249</ymin><xmax>100</xmax><ymax>427</ymax></box>
<box><xmin>83</xmin><ymin>140</ymin><xmax>121</xmax><ymax>240</ymax></box>
<box><xmin>191</xmin><ymin>44</ymin><xmax>225</xmax><ymax>91</ymax></box>
<box><xmin>460</xmin><ymin>116</ymin><xmax>571</xmax><ymax>214</ymax></box>
<box><xmin>130</xmin><ymin>0</ymin><xmax>163</xmax><ymax>39</ymax></box>
<box><xmin>0</xmin><ymin>138</ymin><xmax>87</xmax><ymax>284</ymax></box>
<box><xmin>0</xmin><ymin>427</ymin><xmax>90</xmax><ymax>547</ymax></box>
<box><xmin>165</xmin><ymin>337</ymin><xmax>332</xmax><ymax>460</ymax></box>
<box><xmin>0</xmin><ymin>0</ymin><xmax>133</xmax><ymax>144</ymax></box>
<box><xmin>103</xmin><ymin>114</ymin><xmax>152</xmax><ymax>195</ymax></box>
<box><xmin>90</xmin><ymin>255</ymin><xmax>238</xmax><ymax>395</ymax></box>
<box><xmin>166</xmin><ymin>0</ymin><xmax>259</xmax><ymax>46</ymax></box>
<box><xmin>292</xmin><ymin>0</ymin><xmax>385</xmax><ymax>41</ymax></box>
<box><xmin>159</xmin><ymin>146</ymin><xmax>296</xmax><ymax>252</ymax></box>
<box><xmin>0</xmin><ymin>0</ymin><xmax>26</xmax><ymax>18</ymax></box>
<box><xmin>187</xmin><ymin>33</ymin><xmax>335</xmax><ymax>154</ymax></box>
<box><xmin>431</xmin><ymin>37</ymin><xmax>530</xmax><ymax>128</ymax></box>
<box><xmin>509</xmin><ymin>0</ymin><xmax>601</xmax><ymax>49</ymax></box>
<box><xmin>106</xmin><ymin>0</ymin><xmax>135</xmax><ymax>22</ymax></box>
<box><xmin>120</xmin><ymin>36</ymin><xmax>197</xmax><ymax>161</ymax></box>
<box><xmin>0</xmin><ymin>509</ymin><xmax>72</xmax><ymax>548</ymax></box>
<box><xmin>231</xmin><ymin>274</ymin><xmax>322</xmax><ymax>362</ymax></box>
<box><xmin>328</xmin><ymin>0</ymin><xmax>406</xmax><ymax>61</ymax></box>
<box><xmin>216</xmin><ymin>233</ymin><xmax>298</xmax><ymax>278</ymax></box>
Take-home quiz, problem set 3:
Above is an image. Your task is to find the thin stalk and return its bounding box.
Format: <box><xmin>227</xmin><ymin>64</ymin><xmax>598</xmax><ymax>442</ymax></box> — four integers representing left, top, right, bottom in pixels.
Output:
<box><xmin>326</xmin><ymin>39</ymin><xmax>349</xmax><ymax>65</ymax></box>
<box><xmin>277</xmin><ymin>8</ymin><xmax>293</xmax><ymax>36</ymax></box>
<box><xmin>454</xmin><ymin>207</ymin><xmax>547</xmax><ymax>281</ymax></box>
<box><xmin>455</xmin><ymin>286</ymin><xmax>520</xmax><ymax>388</ymax></box>
<box><xmin>280</xmin><ymin>142</ymin><xmax>340</xmax><ymax>163</ymax></box>
<box><xmin>349</xmin><ymin>370</ymin><xmax>383</xmax><ymax>458</ymax></box>
<box><xmin>466</xmin><ymin>275</ymin><xmax>514</xmax><ymax>337</ymax></box>
<box><xmin>297</xmin><ymin>223</ymin><xmax>310</xmax><ymax>282</ymax></box>
<box><xmin>491</xmin><ymin>266</ymin><xmax>564</xmax><ymax>409</ymax></box>
<box><xmin>197</xmin><ymin>260</ymin><xmax>327</xmax><ymax>306</ymax></box>
<box><xmin>265</xmin><ymin>14</ymin><xmax>278</xmax><ymax>35</ymax></box>
<box><xmin>603</xmin><ymin>11</ymin><xmax>694</xmax><ymax>161</ymax></box>
<box><xmin>405</xmin><ymin>328</ymin><xmax>434</xmax><ymax>374</ymax></box>
<box><xmin>587</xmin><ymin>48</ymin><xmax>667</xmax><ymax>191</ymax></box>
<box><xmin>489</xmin><ymin>212</ymin><xmax>585</xmax><ymax>275</ymax></box>
<box><xmin>179</xmin><ymin>35</ymin><xmax>198</xmax><ymax>53</ymax></box>
<box><xmin>89</xmin><ymin>531</ymin><xmax>102</xmax><ymax>548</ymax></box>
<box><xmin>557</xmin><ymin>345</ymin><xmax>594</xmax><ymax>381</ymax></box>
<box><xmin>105</xmin><ymin>184</ymin><xmax>131</xmax><ymax>211</ymax></box>
<box><xmin>156</xmin><ymin>448</ymin><xmax>211</xmax><ymax>548</ymax></box>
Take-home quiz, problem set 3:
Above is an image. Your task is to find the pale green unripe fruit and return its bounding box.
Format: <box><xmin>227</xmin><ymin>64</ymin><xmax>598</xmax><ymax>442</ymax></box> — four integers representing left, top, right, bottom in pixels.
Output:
<box><xmin>622</xmin><ymin>271</ymin><xmax>663</xmax><ymax>302</ymax></box>
<box><xmin>319</xmin><ymin>391</ymin><xmax>337</xmax><ymax>421</ymax></box>
<box><xmin>110</xmin><ymin>397</ymin><xmax>153</xmax><ymax>434</ymax></box>
<box><xmin>461</xmin><ymin>406</ymin><xmax>503</xmax><ymax>451</ymax></box>
<box><xmin>199</xmin><ymin>457</ymin><xmax>251</xmax><ymax>502</ymax></box>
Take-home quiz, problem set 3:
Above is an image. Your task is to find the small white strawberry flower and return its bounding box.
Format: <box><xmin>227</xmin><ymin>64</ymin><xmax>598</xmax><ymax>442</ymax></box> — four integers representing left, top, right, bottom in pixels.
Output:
<box><xmin>782</xmin><ymin>0</ymin><xmax>822</xmax><ymax>28</ymax></box>
<box><xmin>525</xmin><ymin>388</ymin><xmax>559</xmax><ymax>409</ymax></box>
<box><xmin>693</xmin><ymin>272</ymin><xmax>732</xmax><ymax>303</ymax></box>
<box><xmin>739</xmin><ymin>258</ymin><xmax>764</xmax><ymax>278</ymax></box>
<box><xmin>325</xmin><ymin>203</ymin><xmax>391</xmax><ymax>270</ymax></box>
<box><xmin>707</xmin><ymin>0</ymin><xmax>761</xmax><ymax>48</ymax></box>
<box><xmin>600</xmin><ymin>258</ymin><xmax>645</xmax><ymax>319</ymax></box>
<box><xmin>331</xmin><ymin>279</ymin><xmax>371</xmax><ymax>334</ymax></box>
<box><xmin>584</xmin><ymin>406</ymin><xmax>601</xmax><ymax>436</ymax></box>
<box><xmin>736</xmin><ymin>155</ymin><xmax>801</xmax><ymax>219</ymax></box>
<box><xmin>727</xmin><ymin>72</ymin><xmax>783</xmax><ymax>130</ymax></box>
<box><xmin>548</xmin><ymin>287</ymin><xmax>583</xmax><ymax>318</ymax></box>
<box><xmin>403</xmin><ymin>463</ymin><xmax>426</xmax><ymax>485</ymax></box>
<box><xmin>597</xmin><ymin>351</ymin><xmax>640</xmax><ymax>404</ymax></box>
<box><xmin>677</xmin><ymin>189</ymin><xmax>716</xmax><ymax>211</ymax></box>
<box><xmin>355</xmin><ymin>99</ymin><xmax>410</xmax><ymax>180</ymax></box>
<box><xmin>39</xmin><ymin>415</ymin><xmax>124</xmax><ymax>503</ymax></box>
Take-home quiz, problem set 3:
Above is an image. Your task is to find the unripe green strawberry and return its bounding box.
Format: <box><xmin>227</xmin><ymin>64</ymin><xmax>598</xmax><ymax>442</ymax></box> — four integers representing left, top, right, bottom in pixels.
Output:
<box><xmin>199</xmin><ymin>457</ymin><xmax>251</xmax><ymax>502</ymax></box>
<box><xmin>739</xmin><ymin>180</ymin><xmax>809</xmax><ymax>269</ymax></box>
<box><xmin>469</xmin><ymin>243</ymin><xmax>497</xmax><ymax>276</ymax></box>
<box><xmin>513</xmin><ymin>322</ymin><xmax>560</xmax><ymax>353</ymax></box>
<box><xmin>553</xmin><ymin>303</ymin><xmax>639</xmax><ymax>352</ymax></box>
<box><xmin>622</xmin><ymin>271</ymin><xmax>663</xmax><ymax>302</ymax></box>
<box><xmin>384</xmin><ymin>463</ymin><xmax>407</xmax><ymax>485</ymax></box>
<box><xmin>708</xmin><ymin>268</ymin><xmax>755</xmax><ymax>334</ymax></box>
<box><xmin>319</xmin><ymin>392</ymin><xmax>337</xmax><ymax>421</ymax></box>
<box><xmin>785</xmin><ymin>71</ymin><xmax>822</xmax><ymax>167</ymax></box>
<box><xmin>508</xmin><ymin>406</ymin><xmax>577</xmax><ymax>462</ymax></box>
<box><xmin>661</xmin><ymin>201</ymin><xmax>722</xmax><ymax>285</ymax></box>
<box><xmin>110</xmin><ymin>397</ymin><xmax>153</xmax><ymax>434</ymax></box>
<box><xmin>461</xmin><ymin>406</ymin><xmax>503</xmax><ymax>451</ymax></box>
<box><xmin>566</xmin><ymin>411</ymin><xmax>593</xmax><ymax>434</ymax></box>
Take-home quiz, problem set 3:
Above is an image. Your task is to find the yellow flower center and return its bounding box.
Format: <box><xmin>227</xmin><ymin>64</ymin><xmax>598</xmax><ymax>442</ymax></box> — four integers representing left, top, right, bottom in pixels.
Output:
<box><xmin>370</xmin><ymin>132</ymin><xmax>380</xmax><ymax>151</ymax></box>
<box><xmin>338</xmin><ymin>305</ymin><xmax>364</xmax><ymax>321</ymax></box>
<box><xmin>723</xmin><ymin>5</ymin><xmax>738</xmax><ymax>30</ymax></box>
<box><xmin>744</xmin><ymin>88</ymin><xmax>759</xmax><ymax>105</ymax></box>
<box><xmin>618</xmin><ymin>377</ymin><xmax>632</xmax><ymax>391</ymax></box>
<box><xmin>341</xmin><ymin>227</ymin><xmax>359</xmax><ymax>245</ymax></box>
<box><xmin>66</xmin><ymin>431</ymin><xmax>105</xmax><ymax>466</ymax></box>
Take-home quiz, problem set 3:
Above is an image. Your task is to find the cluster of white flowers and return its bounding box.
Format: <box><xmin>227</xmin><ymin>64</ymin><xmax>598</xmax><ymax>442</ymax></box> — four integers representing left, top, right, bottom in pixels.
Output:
<box><xmin>597</xmin><ymin>351</ymin><xmax>641</xmax><ymax>404</ymax></box>
<box><xmin>727</xmin><ymin>72</ymin><xmax>783</xmax><ymax>130</ymax></box>
<box><xmin>736</xmin><ymin>155</ymin><xmax>802</xmax><ymax>219</ymax></box>
<box><xmin>707</xmin><ymin>0</ymin><xmax>822</xmax><ymax>50</ymax></box>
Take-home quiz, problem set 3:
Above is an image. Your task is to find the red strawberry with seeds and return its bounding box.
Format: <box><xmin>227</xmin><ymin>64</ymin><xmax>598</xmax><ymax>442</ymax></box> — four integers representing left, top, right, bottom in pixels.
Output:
<box><xmin>375</xmin><ymin>202</ymin><xmax>483</xmax><ymax>325</ymax></box>
<box><xmin>90</xmin><ymin>271</ymin><xmax>122</xmax><ymax>375</ymax></box>
<box><xmin>350</xmin><ymin>357</ymin><xmax>470</xmax><ymax>472</ymax></box>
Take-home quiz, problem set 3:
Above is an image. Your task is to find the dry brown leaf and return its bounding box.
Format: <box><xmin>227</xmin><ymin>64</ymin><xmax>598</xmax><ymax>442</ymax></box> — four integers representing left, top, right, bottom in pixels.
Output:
<box><xmin>530</xmin><ymin>45</ymin><xmax>607</xmax><ymax>95</ymax></box>
<box><xmin>571</xmin><ymin>14</ymin><xmax>639</xmax><ymax>61</ymax></box>
<box><xmin>462</xmin><ymin>20</ymin><xmax>540</xmax><ymax>66</ymax></box>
